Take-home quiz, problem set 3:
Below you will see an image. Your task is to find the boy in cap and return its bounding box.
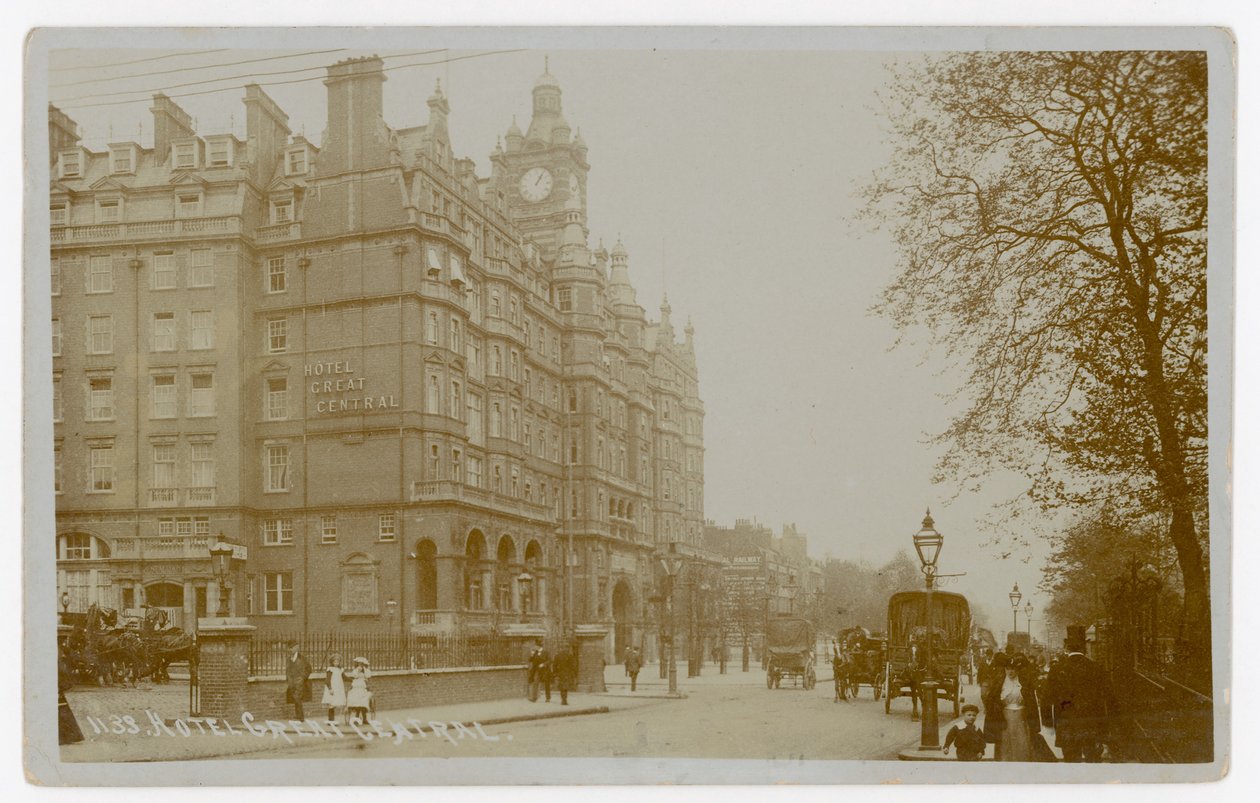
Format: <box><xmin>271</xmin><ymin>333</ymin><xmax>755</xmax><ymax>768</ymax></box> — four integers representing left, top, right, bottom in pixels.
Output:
<box><xmin>943</xmin><ymin>703</ymin><xmax>987</xmax><ymax>761</ymax></box>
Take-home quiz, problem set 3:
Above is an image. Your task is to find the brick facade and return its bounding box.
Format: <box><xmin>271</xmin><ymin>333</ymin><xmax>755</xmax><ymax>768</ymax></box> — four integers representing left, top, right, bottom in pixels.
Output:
<box><xmin>50</xmin><ymin>55</ymin><xmax>708</xmax><ymax>663</ymax></box>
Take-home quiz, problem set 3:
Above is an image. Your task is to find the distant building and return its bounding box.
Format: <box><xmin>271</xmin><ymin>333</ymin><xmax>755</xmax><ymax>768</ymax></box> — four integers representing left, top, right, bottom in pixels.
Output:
<box><xmin>49</xmin><ymin>57</ymin><xmax>704</xmax><ymax>661</ymax></box>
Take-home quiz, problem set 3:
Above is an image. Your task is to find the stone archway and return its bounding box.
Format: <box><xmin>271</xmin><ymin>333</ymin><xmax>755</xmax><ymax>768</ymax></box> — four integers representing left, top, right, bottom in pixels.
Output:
<box><xmin>612</xmin><ymin>579</ymin><xmax>636</xmax><ymax>661</ymax></box>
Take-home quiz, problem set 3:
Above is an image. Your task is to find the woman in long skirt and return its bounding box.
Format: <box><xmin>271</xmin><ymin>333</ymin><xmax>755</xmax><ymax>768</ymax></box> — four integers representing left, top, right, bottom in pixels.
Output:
<box><xmin>983</xmin><ymin>653</ymin><xmax>1043</xmax><ymax>761</ymax></box>
<box><xmin>321</xmin><ymin>654</ymin><xmax>346</xmax><ymax>724</ymax></box>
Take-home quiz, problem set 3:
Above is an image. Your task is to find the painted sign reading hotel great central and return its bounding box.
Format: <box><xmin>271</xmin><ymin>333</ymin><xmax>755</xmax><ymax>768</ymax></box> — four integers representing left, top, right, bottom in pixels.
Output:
<box><xmin>305</xmin><ymin>361</ymin><xmax>400</xmax><ymax>414</ymax></box>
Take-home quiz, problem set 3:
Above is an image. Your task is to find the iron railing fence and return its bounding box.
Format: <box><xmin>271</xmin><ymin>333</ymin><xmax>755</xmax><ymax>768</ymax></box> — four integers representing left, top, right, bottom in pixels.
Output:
<box><xmin>249</xmin><ymin>631</ymin><xmax>516</xmax><ymax>675</ymax></box>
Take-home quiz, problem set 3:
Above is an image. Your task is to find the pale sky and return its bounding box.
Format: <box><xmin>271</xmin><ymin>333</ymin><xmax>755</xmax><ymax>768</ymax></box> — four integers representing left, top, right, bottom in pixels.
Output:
<box><xmin>47</xmin><ymin>46</ymin><xmax>1054</xmax><ymax>637</ymax></box>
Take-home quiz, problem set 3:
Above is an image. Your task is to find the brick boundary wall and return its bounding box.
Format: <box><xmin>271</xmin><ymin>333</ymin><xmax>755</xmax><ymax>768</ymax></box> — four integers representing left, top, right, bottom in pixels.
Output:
<box><xmin>242</xmin><ymin>665</ymin><xmax>528</xmax><ymax>722</ymax></box>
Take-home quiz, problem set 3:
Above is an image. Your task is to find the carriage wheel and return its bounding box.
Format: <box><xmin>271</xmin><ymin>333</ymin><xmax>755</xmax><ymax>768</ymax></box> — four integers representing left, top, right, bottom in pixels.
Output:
<box><xmin>873</xmin><ymin>673</ymin><xmax>883</xmax><ymax>700</ymax></box>
<box><xmin>953</xmin><ymin>676</ymin><xmax>962</xmax><ymax>718</ymax></box>
<box><xmin>883</xmin><ymin>666</ymin><xmax>892</xmax><ymax>713</ymax></box>
<box><xmin>766</xmin><ymin>670</ymin><xmax>774</xmax><ymax>689</ymax></box>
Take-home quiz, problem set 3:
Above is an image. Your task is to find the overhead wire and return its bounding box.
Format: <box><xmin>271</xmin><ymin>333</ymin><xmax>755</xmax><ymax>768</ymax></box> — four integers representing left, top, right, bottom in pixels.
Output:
<box><xmin>54</xmin><ymin>49</ymin><xmax>527</xmax><ymax>112</ymax></box>
<box><xmin>51</xmin><ymin>48</ymin><xmax>351</xmax><ymax>89</ymax></box>
<box><xmin>52</xmin><ymin>49</ymin><xmax>447</xmax><ymax>104</ymax></box>
<box><xmin>50</xmin><ymin>48</ymin><xmax>231</xmax><ymax>72</ymax></box>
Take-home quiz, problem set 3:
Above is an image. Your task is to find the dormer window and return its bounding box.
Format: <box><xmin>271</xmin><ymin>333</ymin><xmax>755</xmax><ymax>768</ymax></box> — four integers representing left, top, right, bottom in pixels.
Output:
<box><xmin>50</xmin><ymin>202</ymin><xmax>68</xmax><ymax>227</ymax></box>
<box><xmin>110</xmin><ymin>145</ymin><xmax>135</xmax><ymax>174</ymax></box>
<box><xmin>58</xmin><ymin>150</ymin><xmax>82</xmax><ymax>179</ymax></box>
<box><xmin>96</xmin><ymin>198</ymin><xmax>121</xmax><ymax>224</ymax></box>
<box><xmin>271</xmin><ymin>198</ymin><xmax>293</xmax><ymax>225</ymax></box>
<box><xmin>173</xmin><ymin>141</ymin><xmax>199</xmax><ymax>170</ymax></box>
<box><xmin>206</xmin><ymin>137</ymin><xmax>232</xmax><ymax>168</ymax></box>
<box><xmin>285</xmin><ymin>148</ymin><xmax>308</xmax><ymax>176</ymax></box>
<box><xmin>176</xmin><ymin>192</ymin><xmax>203</xmax><ymax>218</ymax></box>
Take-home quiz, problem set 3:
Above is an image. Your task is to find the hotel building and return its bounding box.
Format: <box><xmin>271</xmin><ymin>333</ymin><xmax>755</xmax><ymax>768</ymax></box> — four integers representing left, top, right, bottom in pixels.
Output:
<box><xmin>49</xmin><ymin>56</ymin><xmax>705</xmax><ymax>661</ymax></box>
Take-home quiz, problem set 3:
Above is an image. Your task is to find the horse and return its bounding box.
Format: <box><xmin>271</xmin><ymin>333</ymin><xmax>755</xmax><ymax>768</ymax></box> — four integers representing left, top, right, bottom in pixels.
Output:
<box><xmin>832</xmin><ymin>649</ymin><xmax>856</xmax><ymax>702</ymax></box>
<box><xmin>80</xmin><ymin>605</ymin><xmax>147</xmax><ymax>685</ymax></box>
<box><xmin>138</xmin><ymin>607</ymin><xmax>193</xmax><ymax>683</ymax></box>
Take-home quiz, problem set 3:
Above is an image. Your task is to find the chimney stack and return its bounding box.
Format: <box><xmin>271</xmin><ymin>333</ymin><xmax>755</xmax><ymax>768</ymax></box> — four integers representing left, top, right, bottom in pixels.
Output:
<box><xmin>150</xmin><ymin>94</ymin><xmax>194</xmax><ymax>164</ymax></box>
<box><xmin>319</xmin><ymin>56</ymin><xmax>389</xmax><ymax>174</ymax></box>
<box><xmin>48</xmin><ymin>104</ymin><xmax>80</xmax><ymax>164</ymax></box>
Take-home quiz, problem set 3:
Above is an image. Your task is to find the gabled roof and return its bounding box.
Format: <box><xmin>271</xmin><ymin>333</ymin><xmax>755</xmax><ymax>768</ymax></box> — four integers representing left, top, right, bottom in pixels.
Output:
<box><xmin>88</xmin><ymin>175</ymin><xmax>130</xmax><ymax>192</ymax></box>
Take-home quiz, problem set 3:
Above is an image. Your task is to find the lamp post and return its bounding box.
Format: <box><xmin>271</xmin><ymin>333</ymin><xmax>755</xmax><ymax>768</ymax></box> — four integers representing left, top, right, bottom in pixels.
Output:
<box><xmin>1024</xmin><ymin>602</ymin><xmax>1034</xmax><ymax>635</ymax></box>
<box><xmin>660</xmin><ymin>544</ymin><xmax>684</xmax><ymax>695</ymax></box>
<box><xmin>912</xmin><ymin>508</ymin><xmax>944</xmax><ymax>750</ymax></box>
<box><xmin>697</xmin><ymin>580</ymin><xmax>710</xmax><ymax>676</ymax></box>
<box><xmin>208</xmin><ymin>535</ymin><xmax>235</xmax><ymax>618</ymax></box>
<box><xmin>60</xmin><ymin>591</ymin><xmax>70</xmax><ymax>616</ymax></box>
<box><xmin>518</xmin><ymin>570</ymin><xmax>534</xmax><ymax>624</ymax></box>
<box><xmin>1009</xmin><ymin>583</ymin><xmax>1022</xmax><ymax>638</ymax></box>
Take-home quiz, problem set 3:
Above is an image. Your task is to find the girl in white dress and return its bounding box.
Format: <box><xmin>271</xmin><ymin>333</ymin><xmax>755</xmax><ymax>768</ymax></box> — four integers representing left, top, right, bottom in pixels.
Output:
<box><xmin>321</xmin><ymin>654</ymin><xmax>346</xmax><ymax>724</ymax></box>
<box><xmin>346</xmin><ymin>657</ymin><xmax>372</xmax><ymax>725</ymax></box>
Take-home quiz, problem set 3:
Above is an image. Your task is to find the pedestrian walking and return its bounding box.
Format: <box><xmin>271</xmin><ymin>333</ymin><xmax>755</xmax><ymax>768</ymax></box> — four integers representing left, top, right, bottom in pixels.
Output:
<box><xmin>624</xmin><ymin>646</ymin><xmax>642</xmax><ymax>692</ymax></box>
<box><xmin>284</xmin><ymin>640</ymin><xmax>312</xmax><ymax>721</ymax></box>
<box><xmin>1047</xmin><ymin>626</ymin><xmax>1113</xmax><ymax>762</ymax></box>
<box><xmin>552</xmin><ymin>645</ymin><xmax>578</xmax><ymax>705</ymax></box>
<box><xmin>321</xmin><ymin>653</ymin><xmax>347</xmax><ymax>724</ymax></box>
<box><xmin>943</xmin><ymin>704</ymin><xmax>986</xmax><ymax>761</ymax></box>
<box><xmin>983</xmin><ymin>653</ymin><xmax>1052</xmax><ymax>761</ymax></box>
<box><xmin>527</xmin><ymin>641</ymin><xmax>552</xmax><ymax>702</ymax></box>
<box><xmin>346</xmin><ymin>657</ymin><xmax>373</xmax><ymax>725</ymax></box>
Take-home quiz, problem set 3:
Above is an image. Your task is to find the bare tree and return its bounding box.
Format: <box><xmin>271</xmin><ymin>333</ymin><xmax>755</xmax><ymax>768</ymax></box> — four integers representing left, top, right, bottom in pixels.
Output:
<box><xmin>866</xmin><ymin>52</ymin><xmax>1209</xmax><ymax>667</ymax></box>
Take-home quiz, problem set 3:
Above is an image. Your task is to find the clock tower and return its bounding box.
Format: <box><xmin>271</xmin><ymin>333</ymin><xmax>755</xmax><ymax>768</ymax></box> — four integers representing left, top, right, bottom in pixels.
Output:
<box><xmin>492</xmin><ymin>57</ymin><xmax>590</xmax><ymax>263</ymax></box>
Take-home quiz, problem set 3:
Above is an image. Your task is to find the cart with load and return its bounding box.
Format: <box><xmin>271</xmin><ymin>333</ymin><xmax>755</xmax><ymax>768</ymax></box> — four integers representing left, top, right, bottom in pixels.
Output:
<box><xmin>834</xmin><ymin>626</ymin><xmax>886</xmax><ymax>700</ymax></box>
<box><xmin>766</xmin><ymin>616</ymin><xmax>816</xmax><ymax>690</ymax></box>
<box><xmin>883</xmin><ymin>590</ymin><xmax>972</xmax><ymax>718</ymax></box>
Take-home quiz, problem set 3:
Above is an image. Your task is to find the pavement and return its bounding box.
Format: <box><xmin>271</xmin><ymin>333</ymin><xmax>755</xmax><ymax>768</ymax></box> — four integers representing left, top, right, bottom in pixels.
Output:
<box><xmin>896</xmin><ymin>682</ymin><xmax>1065</xmax><ymax>761</ymax></box>
<box><xmin>59</xmin><ymin>662</ymin><xmax>715</xmax><ymax>762</ymax></box>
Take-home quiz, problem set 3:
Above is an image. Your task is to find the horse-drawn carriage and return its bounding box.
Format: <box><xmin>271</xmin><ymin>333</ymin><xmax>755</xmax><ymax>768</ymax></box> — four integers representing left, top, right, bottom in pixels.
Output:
<box><xmin>883</xmin><ymin>590</ymin><xmax>972</xmax><ymax>718</ymax></box>
<box><xmin>60</xmin><ymin>605</ymin><xmax>194</xmax><ymax>686</ymax></box>
<box><xmin>833</xmin><ymin>626</ymin><xmax>886</xmax><ymax>700</ymax></box>
<box><xmin>766</xmin><ymin>616</ymin><xmax>817</xmax><ymax>690</ymax></box>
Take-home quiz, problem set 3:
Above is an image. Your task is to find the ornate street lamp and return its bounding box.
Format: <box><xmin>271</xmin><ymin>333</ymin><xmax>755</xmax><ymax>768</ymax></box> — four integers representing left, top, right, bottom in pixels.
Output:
<box><xmin>60</xmin><ymin>591</ymin><xmax>70</xmax><ymax>616</ymax></box>
<box><xmin>659</xmin><ymin>543</ymin><xmax>684</xmax><ymax>694</ymax></box>
<box><xmin>1009</xmin><ymin>583</ymin><xmax>1023</xmax><ymax>636</ymax></box>
<box><xmin>208</xmin><ymin>535</ymin><xmax>235</xmax><ymax>617</ymax></box>
<box><xmin>1024</xmin><ymin>602</ymin><xmax>1034</xmax><ymax>635</ymax></box>
<box><xmin>912</xmin><ymin>509</ymin><xmax>944</xmax><ymax>576</ymax></box>
<box><xmin>912</xmin><ymin>509</ymin><xmax>944</xmax><ymax>750</ymax></box>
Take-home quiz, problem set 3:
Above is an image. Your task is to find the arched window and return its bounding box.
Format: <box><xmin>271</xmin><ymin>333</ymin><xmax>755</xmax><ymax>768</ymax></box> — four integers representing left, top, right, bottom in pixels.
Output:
<box><xmin>57</xmin><ymin>532</ymin><xmax>113</xmax><ymax>612</ymax></box>
<box><xmin>415</xmin><ymin>539</ymin><xmax>438</xmax><ymax>610</ymax></box>
<box><xmin>464</xmin><ymin>530</ymin><xmax>486</xmax><ymax>609</ymax></box>
<box><xmin>496</xmin><ymin>535</ymin><xmax>516</xmax><ymax>610</ymax></box>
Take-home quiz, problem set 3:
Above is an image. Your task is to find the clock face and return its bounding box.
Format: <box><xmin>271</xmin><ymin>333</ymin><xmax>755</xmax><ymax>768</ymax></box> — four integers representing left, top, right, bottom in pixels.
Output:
<box><xmin>519</xmin><ymin>167</ymin><xmax>553</xmax><ymax>203</ymax></box>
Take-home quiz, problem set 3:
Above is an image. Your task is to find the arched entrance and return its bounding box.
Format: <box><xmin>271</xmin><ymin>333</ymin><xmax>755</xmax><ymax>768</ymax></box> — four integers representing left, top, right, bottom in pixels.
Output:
<box><xmin>612</xmin><ymin>580</ymin><xmax>635</xmax><ymax>661</ymax></box>
<box><xmin>414</xmin><ymin>539</ymin><xmax>438</xmax><ymax>610</ymax></box>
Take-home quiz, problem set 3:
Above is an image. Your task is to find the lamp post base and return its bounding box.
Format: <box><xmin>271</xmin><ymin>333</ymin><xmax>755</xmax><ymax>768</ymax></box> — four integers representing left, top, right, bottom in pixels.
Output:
<box><xmin>918</xmin><ymin>680</ymin><xmax>940</xmax><ymax>749</ymax></box>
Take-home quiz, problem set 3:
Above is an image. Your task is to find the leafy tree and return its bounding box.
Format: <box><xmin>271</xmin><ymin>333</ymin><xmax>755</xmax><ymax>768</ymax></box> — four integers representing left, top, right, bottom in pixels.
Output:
<box><xmin>865</xmin><ymin>52</ymin><xmax>1209</xmax><ymax>661</ymax></box>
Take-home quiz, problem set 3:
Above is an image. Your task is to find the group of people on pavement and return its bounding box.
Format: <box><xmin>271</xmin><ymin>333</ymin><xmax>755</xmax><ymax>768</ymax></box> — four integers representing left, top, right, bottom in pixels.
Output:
<box><xmin>526</xmin><ymin>641</ymin><xmax>579</xmax><ymax>705</ymax></box>
<box><xmin>945</xmin><ymin>625</ymin><xmax>1114</xmax><ymax>762</ymax></box>
<box><xmin>284</xmin><ymin>642</ymin><xmax>374</xmax><ymax>726</ymax></box>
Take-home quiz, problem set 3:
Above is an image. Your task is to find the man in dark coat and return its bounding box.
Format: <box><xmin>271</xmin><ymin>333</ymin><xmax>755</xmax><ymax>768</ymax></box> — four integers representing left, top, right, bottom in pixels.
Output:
<box><xmin>527</xmin><ymin>641</ymin><xmax>552</xmax><ymax>702</ymax></box>
<box><xmin>624</xmin><ymin>646</ymin><xmax>642</xmax><ymax>692</ymax></box>
<box><xmin>552</xmin><ymin>645</ymin><xmax>578</xmax><ymax>705</ymax></box>
<box><xmin>1046</xmin><ymin>627</ymin><xmax>1112</xmax><ymax>762</ymax></box>
<box><xmin>285</xmin><ymin>640</ymin><xmax>312</xmax><ymax>720</ymax></box>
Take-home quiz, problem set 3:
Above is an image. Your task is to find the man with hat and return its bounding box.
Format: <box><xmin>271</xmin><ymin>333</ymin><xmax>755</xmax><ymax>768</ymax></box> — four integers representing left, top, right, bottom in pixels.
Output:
<box><xmin>285</xmin><ymin>640</ymin><xmax>312</xmax><ymax>721</ymax></box>
<box><xmin>1046</xmin><ymin>625</ymin><xmax>1112</xmax><ymax>762</ymax></box>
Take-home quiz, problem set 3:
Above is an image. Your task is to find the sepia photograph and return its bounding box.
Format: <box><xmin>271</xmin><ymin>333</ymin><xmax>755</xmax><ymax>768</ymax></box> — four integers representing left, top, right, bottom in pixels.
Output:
<box><xmin>22</xmin><ymin>26</ymin><xmax>1234</xmax><ymax>785</ymax></box>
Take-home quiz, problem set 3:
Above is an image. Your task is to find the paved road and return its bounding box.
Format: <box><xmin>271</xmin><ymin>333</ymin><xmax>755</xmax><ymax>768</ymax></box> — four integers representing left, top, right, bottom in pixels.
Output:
<box><xmin>259</xmin><ymin>665</ymin><xmax>938</xmax><ymax>761</ymax></box>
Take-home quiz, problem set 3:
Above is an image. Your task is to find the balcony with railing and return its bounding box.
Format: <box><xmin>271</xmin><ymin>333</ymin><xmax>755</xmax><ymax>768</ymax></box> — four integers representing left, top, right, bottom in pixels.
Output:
<box><xmin>410</xmin><ymin>480</ymin><xmax>555</xmax><ymax>524</ymax></box>
<box><xmin>255</xmin><ymin>221</ymin><xmax>302</xmax><ymax>243</ymax></box>
<box><xmin>112</xmin><ymin>535</ymin><xmax>211</xmax><ymax>560</ymax></box>
<box><xmin>149</xmin><ymin>487</ymin><xmax>179</xmax><ymax>506</ymax></box>
<box><xmin>50</xmin><ymin>216</ymin><xmax>243</xmax><ymax>245</ymax></box>
<box><xmin>185</xmin><ymin>486</ymin><xmax>216</xmax><ymax>504</ymax></box>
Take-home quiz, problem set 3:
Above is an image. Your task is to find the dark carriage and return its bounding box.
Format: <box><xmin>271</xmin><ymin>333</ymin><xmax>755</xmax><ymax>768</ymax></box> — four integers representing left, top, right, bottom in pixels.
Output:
<box><xmin>883</xmin><ymin>590</ymin><xmax>972</xmax><ymax>718</ymax></box>
<box><xmin>834</xmin><ymin>626</ymin><xmax>886</xmax><ymax>700</ymax></box>
<box><xmin>765</xmin><ymin>616</ymin><xmax>816</xmax><ymax>690</ymax></box>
